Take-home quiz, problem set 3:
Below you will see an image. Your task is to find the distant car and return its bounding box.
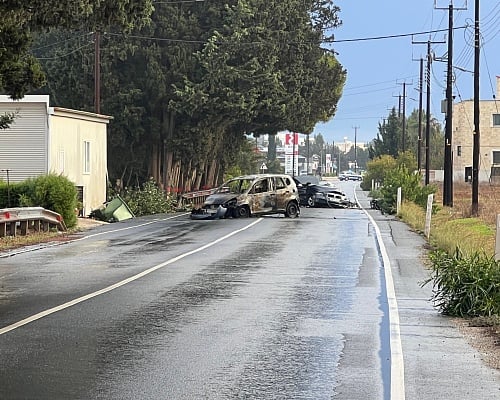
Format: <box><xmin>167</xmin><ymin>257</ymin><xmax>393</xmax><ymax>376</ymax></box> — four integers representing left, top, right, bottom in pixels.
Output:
<box><xmin>191</xmin><ymin>174</ymin><xmax>300</xmax><ymax>219</ymax></box>
<box><xmin>339</xmin><ymin>172</ymin><xmax>362</xmax><ymax>181</ymax></box>
<box><xmin>293</xmin><ymin>178</ymin><xmax>351</xmax><ymax>208</ymax></box>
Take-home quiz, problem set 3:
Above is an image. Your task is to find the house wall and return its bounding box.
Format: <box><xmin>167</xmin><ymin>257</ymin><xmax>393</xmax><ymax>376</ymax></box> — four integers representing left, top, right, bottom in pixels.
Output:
<box><xmin>0</xmin><ymin>96</ymin><xmax>111</xmax><ymax>216</ymax></box>
<box><xmin>0</xmin><ymin>95</ymin><xmax>50</xmax><ymax>181</ymax></box>
<box><xmin>452</xmin><ymin>76</ymin><xmax>500</xmax><ymax>183</ymax></box>
<box><xmin>48</xmin><ymin>108</ymin><xmax>110</xmax><ymax>214</ymax></box>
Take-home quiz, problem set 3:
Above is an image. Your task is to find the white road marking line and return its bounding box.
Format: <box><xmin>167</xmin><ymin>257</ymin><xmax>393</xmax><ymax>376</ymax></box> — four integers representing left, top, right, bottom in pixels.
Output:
<box><xmin>353</xmin><ymin>188</ymin><xmax>406</xmax><ymax>400</ymax></box>
<box><xmin>0</xmin><ymin>213</ymin><xmax>190</xmax><ymax>258</ymax></box>
<box><xmin>0</xmin><ymin>218</ymin><xmax>263</xmax><ymax>336</ymax></box>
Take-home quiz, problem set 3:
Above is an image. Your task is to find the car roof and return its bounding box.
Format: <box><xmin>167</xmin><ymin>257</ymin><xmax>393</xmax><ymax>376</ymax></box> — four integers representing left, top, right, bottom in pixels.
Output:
<box><xmin>230</xmin><ymin>174</ymin><xmax>294</xmax><ymax>180</ymax></box>
<box><xmin>294</xmin><ymin>175</ymin><xmax>320</xmax><ymax>185</ymax></box>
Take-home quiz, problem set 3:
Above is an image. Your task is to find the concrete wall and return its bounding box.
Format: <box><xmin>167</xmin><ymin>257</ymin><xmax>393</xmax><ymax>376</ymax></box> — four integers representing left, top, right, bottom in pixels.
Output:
<box><xmin>49</xmin><ymin>107</ymin><xmax>110</xmax><ymax>214</ymax></box>
<box><xmin>452</xmin><ymin>76</ymin><xmax>500</xmax><ymax>183</ymax></box>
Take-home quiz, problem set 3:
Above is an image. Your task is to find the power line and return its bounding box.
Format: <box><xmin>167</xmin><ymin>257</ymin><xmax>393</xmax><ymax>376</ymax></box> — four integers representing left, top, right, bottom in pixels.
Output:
<box><xmin>327</xmin><ymin>25</ymin><xmax>468</xmax><ymax>43</ymax></box>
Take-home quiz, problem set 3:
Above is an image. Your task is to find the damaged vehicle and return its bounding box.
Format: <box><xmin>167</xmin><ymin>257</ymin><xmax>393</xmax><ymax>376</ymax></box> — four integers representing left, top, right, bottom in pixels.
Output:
<box><xmin>294</xmin><ymin>178</ymin><xmax>354</xmax><ymax>208</ymax></box>
<box><xmin>191</xmin><ymin>174</ymin><xmax>300</xmax><ymax>220</ymax></box>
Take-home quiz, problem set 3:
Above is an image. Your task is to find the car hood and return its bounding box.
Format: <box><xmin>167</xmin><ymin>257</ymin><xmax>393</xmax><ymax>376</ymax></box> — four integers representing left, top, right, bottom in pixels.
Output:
<box><xmin>308</xmin><ymin>184</ymin><xmax>344</xmax><ymax>194</ymax></box>
<box><xmin>204</xmin><ymin>193</ymin><xmax>238</xmax><ymax>206</ymax></box>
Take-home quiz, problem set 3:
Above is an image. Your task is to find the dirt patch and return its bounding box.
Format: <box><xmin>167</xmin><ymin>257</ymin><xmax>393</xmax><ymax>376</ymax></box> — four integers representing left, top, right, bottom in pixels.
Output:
<box><xmin>0</xmin><ymin>218</ymin><xmax>107</xmax><ymax>253</ymax></box>
<box><xmin>453</xmin><ymin>318</ymin><xmax>500</xmax><ymax>371</ymax></box>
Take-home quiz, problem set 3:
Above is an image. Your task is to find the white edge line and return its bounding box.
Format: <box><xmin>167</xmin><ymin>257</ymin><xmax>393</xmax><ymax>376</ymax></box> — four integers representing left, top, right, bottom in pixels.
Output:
<box><xmin>0</xmin><ymin>218</ymin><xmax>263</xmax><ymax>336</ymax></box>
<box><xmin>354</xmin><ymin>188</ymin><xmax>406</xmax><ymax>400</ymax></box>
<box><xmin>0</xmin><ymin>213</ymin><xmax>190</xmax><ymax>258</ymax></box>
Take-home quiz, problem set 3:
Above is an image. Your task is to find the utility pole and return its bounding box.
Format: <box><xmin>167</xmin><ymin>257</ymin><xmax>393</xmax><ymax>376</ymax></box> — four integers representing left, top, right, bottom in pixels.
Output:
<box><xmin>397</xmin><ymin>81</ymin><xmax>412</xmax><ymax>153</ymax></box>
<box><xmin>472</xmin><ymin>0</ymin><xmax>480</xmax><ymax>216</ymax></box>
<box><xmin>418</xmin><ymin>58</ymin><xmax>424</xmax><ymax>172</ymax></box>
<box><xmin>94</xmin><ymin>31</ymin><xmax>101</xmax><ymax>114</ymax></box>
<box><xmin>352</xmin><ymin>126</ymin><xmax>359</xmax><ymax>173</ymax></box>
<box><xmin>435</xmin><ymin>1</ymin><xmax>466</xmax><ymax>207</ymax></box>
<box><xmin>443</xmin><ymin>3</ymin><xmax>454</xmax><ymax>206</ymax></box>
<box><xmin>413</xmin><ymin>35</ymin><xmax>446</xmax><ymax>185</ymax></box>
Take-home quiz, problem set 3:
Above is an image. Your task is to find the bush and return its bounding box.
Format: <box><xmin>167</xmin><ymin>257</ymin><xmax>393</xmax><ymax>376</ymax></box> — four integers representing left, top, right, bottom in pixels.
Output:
<box><xmin>375</xmin><ymin>165</ymin><xmax>437</xmax><ymax>214</ymax></box>
<box><xmin>0</xmin><ymin>174</ymin><xmax>78</xmax><ymax>228</ymax></box>
<box><xmin>29</xmin><ymin>174</ymin><xmax>78</xmax><ymax>228</ymax></box>
<box><xmin>119</xmin><ymin>178</ymin><xmax>177</xmax><ymax>216</ymax></box>
<box><xmin>422</xmin><ymin>248</ymin><xmax>500</xmax><ymax>317</ymax></box>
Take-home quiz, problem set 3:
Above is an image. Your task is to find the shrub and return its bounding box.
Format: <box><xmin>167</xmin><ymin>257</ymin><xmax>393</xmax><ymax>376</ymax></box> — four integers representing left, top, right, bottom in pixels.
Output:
<box><xmin>375</xmin><ymin>165</ymin><xmax>437</xmax><ymax>214</ymax></box>
<box><xmin>28</xmin><ymin>174</ymin><xmax>78</xmax><ymax>228</ymax></box>
<box><xmin>119</xmin><ymin>178</ymin><xmax>177</xmax><ymax>216</ymax></box>
<box><xmin>422</xmin><ymin>248</ymin><xmax>500</xmax><ymax>317</ymax></box>
<box><xmin>0</xmin><ymin>174</ymin><xmax>78</xmax><ymax>228</ymax></box>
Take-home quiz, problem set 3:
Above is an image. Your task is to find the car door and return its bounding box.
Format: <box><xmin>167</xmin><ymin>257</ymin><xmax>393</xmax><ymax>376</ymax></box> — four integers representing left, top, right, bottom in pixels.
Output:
<box><xmin>249</xmin><ymin>177</ymin><xmax>274</xmax><ymax>214</ymax></box>
<box><xmin>273</xmin><ymin>176</ymin><xmax>293</xmax><ymax>212</ymax></box>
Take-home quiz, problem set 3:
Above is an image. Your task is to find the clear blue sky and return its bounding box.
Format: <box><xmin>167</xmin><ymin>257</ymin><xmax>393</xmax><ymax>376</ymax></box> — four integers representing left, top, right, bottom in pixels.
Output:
<box><xmin>312</xmin><ymin>0</ymin><xmax>500</xmax><ymax>145</ymax></box>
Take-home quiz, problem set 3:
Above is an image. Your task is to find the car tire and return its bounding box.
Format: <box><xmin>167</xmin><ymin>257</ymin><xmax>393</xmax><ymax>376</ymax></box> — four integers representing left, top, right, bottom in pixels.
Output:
<box><xmin>285</xmin><ymin>202</ymin><xmax>299</xmax><ymax>218</ymax></box>
<box><xmin>307</xmin><ymin>196</ymin><xmax>315</xmax><ymax>207</ymax></box>
<box><xmin>235</xmin><ymin>205</ymin><xmax>250</xmax><ymax>218</ymax></box>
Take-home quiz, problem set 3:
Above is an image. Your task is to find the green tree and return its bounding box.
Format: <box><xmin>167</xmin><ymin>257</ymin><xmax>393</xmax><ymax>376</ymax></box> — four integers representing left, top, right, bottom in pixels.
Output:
<box><xmin>405</xmin><ymin>108</ymin><xmax>445</xmax><ymax>170</ymax></box>
<box><xmin>0</xmin><ymin>1</ymin><xmax>153</xmax><ymax>100</ymax></box>
<box><xmin>370</xmin><ymin>107</ymin><xmax>400</xmax><ymax>158</ymax></box>
<box><xmin>33</xmin><ymin>0</ymin><xmax>345</xmax><ymax>191</ymax></box>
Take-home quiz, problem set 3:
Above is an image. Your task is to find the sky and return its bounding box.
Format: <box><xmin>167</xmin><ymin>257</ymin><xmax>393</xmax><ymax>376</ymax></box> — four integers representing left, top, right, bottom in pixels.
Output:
<box><xmin>311</xmin><ymin>0</ymin><xmax>500</xmax><ymax>145</ymax></box>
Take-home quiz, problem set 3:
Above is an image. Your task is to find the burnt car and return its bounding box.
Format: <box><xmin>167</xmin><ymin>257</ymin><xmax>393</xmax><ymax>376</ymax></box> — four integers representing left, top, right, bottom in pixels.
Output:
<box><xmin>191</xmin><ymin>174</ymin><xmax>300</xmax><ymax>220</ymax></box>
<box><xmin>293</xmin><ymin>177</ymin><xmax>352</xmax><ymax>208</ymax></box>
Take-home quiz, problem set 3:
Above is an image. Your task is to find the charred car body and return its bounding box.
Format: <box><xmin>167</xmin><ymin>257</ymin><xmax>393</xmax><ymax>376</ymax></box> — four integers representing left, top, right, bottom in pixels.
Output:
<box><xmin>293</xmin><ymin>176</ymin><xmax>353</xmax><ymax>208</ymax></box>
<box><xmin>191</xmin><ymin>174</ymin><xmax>300</xmax><ymax>219</ymax></box>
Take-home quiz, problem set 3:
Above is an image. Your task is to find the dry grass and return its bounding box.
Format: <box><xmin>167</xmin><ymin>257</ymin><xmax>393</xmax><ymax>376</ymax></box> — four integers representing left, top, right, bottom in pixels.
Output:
<box><xmin>436</xmin><ymin>182</ymin><xmax>500</xmax><ymax>227</ymax></box>
<box><xmin>0</xmin><ymin>218</ymin><xmax>104</xmax><ymax>252</ymax></box>
<box><xmin>400</xmin><ymin>182</ymin><xmax>500</xmax><ymax>256</ymax></box>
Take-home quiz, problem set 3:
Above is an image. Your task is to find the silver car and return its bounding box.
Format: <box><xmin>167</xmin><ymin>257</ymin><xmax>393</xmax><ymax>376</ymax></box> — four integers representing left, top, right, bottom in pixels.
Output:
<box><xmin>191</xmin><ymin>174</ymin><xmax>300</xmax><ymax>219</ymax></box>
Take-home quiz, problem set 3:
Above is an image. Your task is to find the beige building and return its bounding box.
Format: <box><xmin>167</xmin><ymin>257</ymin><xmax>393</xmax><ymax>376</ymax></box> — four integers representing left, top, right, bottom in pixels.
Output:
<box><xmin>0</xmin><ymin>95</ymin><xmax>112</xmax><ymax>215</ymax></box>
<box><xmin>452</xmin><ymin>76</ymin><xmax>500</xmax><ymax>183</ymax></box>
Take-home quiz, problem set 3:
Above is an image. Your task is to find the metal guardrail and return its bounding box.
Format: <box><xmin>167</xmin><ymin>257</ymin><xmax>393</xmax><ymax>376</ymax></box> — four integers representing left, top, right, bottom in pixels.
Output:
<box><xmin>0</xmin><ymin>207</ymin><xmax>66</xmax><ymax>237</ymax></box>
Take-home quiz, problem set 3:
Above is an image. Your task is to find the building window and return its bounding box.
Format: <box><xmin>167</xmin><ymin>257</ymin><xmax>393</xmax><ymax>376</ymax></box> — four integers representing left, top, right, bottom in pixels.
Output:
<box><xmin>84</xmin><ymin>141</ymin><xmax>90</xmax><ymax>174</ymax></box>
<box><xmin>492</xmin><ymin>151</ymin><xmax>500</xmax><ymax>164</ymax></box>
<box><xmin>494</xmin><ymin>114</ymin><xmax>500</xmax><ymax>126</ymax></box>
<box><xmin>457</xmin><ymin>145</ymin><xmax>462</xmax><ymax>156</ymax></box>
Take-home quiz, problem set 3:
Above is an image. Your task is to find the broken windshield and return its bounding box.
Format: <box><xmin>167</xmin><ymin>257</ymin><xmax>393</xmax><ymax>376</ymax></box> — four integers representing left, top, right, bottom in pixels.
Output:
<box><xmin>216</xmin><ymin>178</ymin><xmax>254</xmax><ymax>194</ymax></box>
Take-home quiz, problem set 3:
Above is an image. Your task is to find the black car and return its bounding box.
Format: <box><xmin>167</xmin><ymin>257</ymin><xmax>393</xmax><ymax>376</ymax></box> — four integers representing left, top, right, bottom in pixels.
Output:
<box><xmin>293</xmin><ymin>177</ymin><xmax>350</xmax><ymax>208</ymax></box>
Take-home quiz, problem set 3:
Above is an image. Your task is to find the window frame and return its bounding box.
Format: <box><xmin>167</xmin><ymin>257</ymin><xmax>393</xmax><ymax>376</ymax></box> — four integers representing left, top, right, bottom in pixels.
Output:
<box><xmin>83</xmin><ymin>140</ymin><xmax>91</xmax><ymax>174</ymax></box>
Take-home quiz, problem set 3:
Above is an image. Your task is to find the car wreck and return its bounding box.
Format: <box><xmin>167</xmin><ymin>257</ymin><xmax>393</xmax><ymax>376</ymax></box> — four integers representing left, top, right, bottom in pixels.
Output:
<box><xmin>191</xmin><ymin>174</ymin><xmax>300</xmax><ymax>220</ymax></box>
<box><xmin>293</xmin><ymin>177</ymin><xmax>355</xmax><ymax>208</ymax></box>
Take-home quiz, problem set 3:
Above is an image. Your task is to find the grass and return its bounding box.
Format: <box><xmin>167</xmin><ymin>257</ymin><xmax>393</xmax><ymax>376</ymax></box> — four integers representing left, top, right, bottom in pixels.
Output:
<box><xmin>0</xmin><ymin>226</ymin><xmax>82</xmax><ymax>252</ymax></box>
<box><xmin>400</xmin><ymin>182</ymin><xmax>500</xmax><ymax>326</ymax></box>
<box><xmin>400</xmin><ymin>182</ymin><xmax>499</xmax><ymax>257</ymax></box>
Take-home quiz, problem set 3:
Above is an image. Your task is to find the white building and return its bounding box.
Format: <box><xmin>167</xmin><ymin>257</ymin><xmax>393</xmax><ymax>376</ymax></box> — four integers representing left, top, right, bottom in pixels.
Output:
<box><xmin>0</xmin><ymin>95</ymin><xmax>112</xmax><ymax>215</ymax></box>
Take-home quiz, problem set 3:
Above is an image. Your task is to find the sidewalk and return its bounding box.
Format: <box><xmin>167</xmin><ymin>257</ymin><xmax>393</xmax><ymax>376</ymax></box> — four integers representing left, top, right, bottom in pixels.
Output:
<box><xmin>356</xmin><ymin>187</ymin><xmax>500</xmax><ymax>399</ymax></box>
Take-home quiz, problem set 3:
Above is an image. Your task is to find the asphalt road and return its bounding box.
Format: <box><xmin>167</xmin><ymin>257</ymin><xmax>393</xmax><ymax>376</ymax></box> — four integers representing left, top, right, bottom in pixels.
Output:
<box><xmin>0</xmin><ymin>181</ymin><xmax>498</xmax><ymax>399</ymax></box>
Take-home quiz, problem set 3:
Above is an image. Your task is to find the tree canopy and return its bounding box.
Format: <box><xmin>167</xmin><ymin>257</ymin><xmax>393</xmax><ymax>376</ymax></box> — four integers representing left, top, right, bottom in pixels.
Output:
<box><xmin>19</xmin><ymin>0</ymin><xmax>346</xmax><ymax>191</ymax></box>
<box><xmin>0</xmin><ymin>0</ymin><xmax>153</xmax><ymax>99</ymax></box>
<box><xmin>369</xmin><ymin>106</ymin><xmax>444</xmax><ymax>171</ymax></box>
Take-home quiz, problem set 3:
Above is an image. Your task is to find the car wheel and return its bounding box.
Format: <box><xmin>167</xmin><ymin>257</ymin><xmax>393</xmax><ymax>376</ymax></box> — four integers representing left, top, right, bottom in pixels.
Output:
<box><xmin>235</xmin><ymin>205</ymin><xmax>250</xmax><ymax>218</ymax></box>
<box><xmin>285</xmin><ymin>202</ymin><xmax>299</xmax><ymax>218</ymax></box>
<box><xmin>307</xmin><ymin>196</ymin><xmax>315</xmax><ymax>207</ymax></box>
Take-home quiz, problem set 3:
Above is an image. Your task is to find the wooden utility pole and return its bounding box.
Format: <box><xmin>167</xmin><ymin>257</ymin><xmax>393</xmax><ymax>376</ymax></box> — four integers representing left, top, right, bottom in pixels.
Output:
<box><xmin>418</xmin><ymin>58</ymin><xmax>424</xmax><ymax>172</ymax></box>
<box><xmin>472</xmin><ymin>0</ymin><xmax>480</xmax><ymax>216</ymax></box>
<box><xmin>412</xmin><ymin>35</ymin><xmax>446</xmax><ymax>185</ymax></box>
<box><xmin>443</xmin><ymin>4</ymin><xmax>454</xmax><ymax>206</ymax></box>
<box><xmin>94</xmin><ymin>31</ymin><xmax>101</xmax><ymax>114</ymax></box>
<box><xmin>352</xmin><ymin>126</ymin><xmax>359</xmax><ymax>173</ymax></box>
<box><xmin>435</xmin><ymin>1</ymin><xmax>467</xmax><ymax>206</ymax></box>
<box><xmin>397</xmin><ymin>81</ymin><xmax>412</xmax><ymax>153</ymax></box>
